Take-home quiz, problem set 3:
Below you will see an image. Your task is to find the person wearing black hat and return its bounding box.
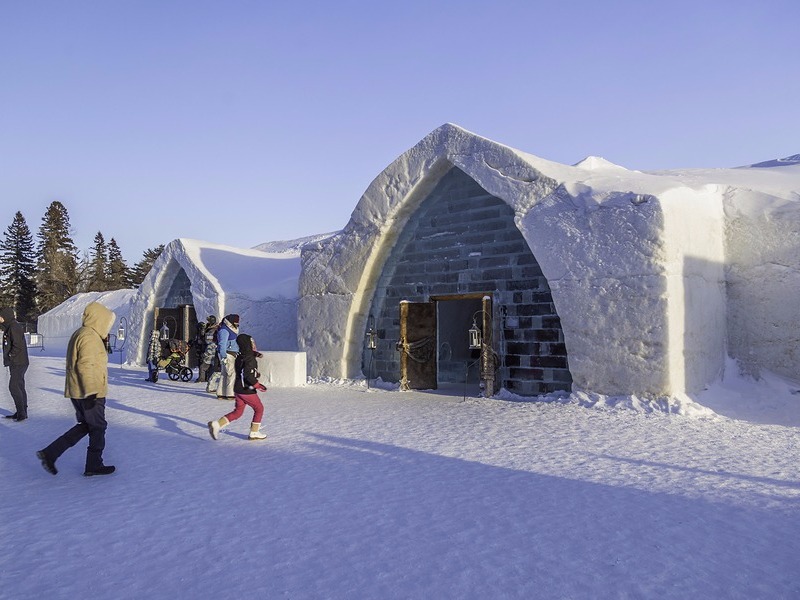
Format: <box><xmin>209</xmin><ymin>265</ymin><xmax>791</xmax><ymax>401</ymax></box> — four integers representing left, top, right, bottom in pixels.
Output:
<box><xmin>215</xmin><ymin>314</ymin><xmax>240</xmax><ymax>400</ymax></box>
<box><xmin>0</xmin><ymin>307</ymin><xmax>29</xmax><ymax>421</ymax></box>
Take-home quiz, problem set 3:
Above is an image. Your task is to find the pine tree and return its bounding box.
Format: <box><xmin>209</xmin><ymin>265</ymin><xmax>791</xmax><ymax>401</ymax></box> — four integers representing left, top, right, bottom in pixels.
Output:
<box><xmin>130</xmin><ymin>244</ymin><xmax>164</xmax><ymax>285</ymax></box>
<box><xmin>86</xmin><ymin>231</ymin><xmax>108</xmax><ymax>292</ymax></box>
<box><xmin>75</xmin><ymin>250</ymin><xmax>92</xmax><ymax>293</ymax></box>
<box><xmin>0</xmin><ymin>212</ymin><xmax>37</xmax><ymax>325</ymax></box>
<box><xmin>35</xmin><ymin>201</ymin><xmax>79</xmax><ymax>313</ymax></box>
<box><xmin>107</xmin><ymin>238</ymin><xmax>131</xmax><ymax>289</ymax></box>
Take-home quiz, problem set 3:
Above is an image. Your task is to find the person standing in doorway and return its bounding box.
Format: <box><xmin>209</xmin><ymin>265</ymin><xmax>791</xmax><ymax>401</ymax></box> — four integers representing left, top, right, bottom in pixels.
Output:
<box><xmin>215</xmin><ymin>314</ymin><xmax>240</xmax><ymax>400</ymax></box>
<box><xmin>36</xmin><ymin>302</ymin><xmax>117</xmax><ymax>477</ymax></box>
<box><xmin>0</xmin><ymin>307</ymin><xmax>29</xmax><ymax>421</ymax></box>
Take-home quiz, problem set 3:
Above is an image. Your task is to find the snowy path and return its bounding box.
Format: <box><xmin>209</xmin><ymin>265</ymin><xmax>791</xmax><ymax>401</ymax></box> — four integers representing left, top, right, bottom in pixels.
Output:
<box><xmin>1</xmin><ymin>357</ymin><xmax>798</xmax><ymax>599</ymax></box>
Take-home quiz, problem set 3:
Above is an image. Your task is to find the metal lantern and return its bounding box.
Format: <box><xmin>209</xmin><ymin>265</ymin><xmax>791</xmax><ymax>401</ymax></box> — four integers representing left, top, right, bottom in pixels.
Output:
<box><xmin>117</xmin><ymin>317</ymin><xmax>127</xmax><ymax>342</ymax></box>
<box><xmin>366</xmin><ymin>316</ymin><xmax>377</xmax><ymax>350</ymax></box>
<box><xmin>468</xmin><ymin>321</ymin><xmax>482</xmax><ymax>349</ymax></box>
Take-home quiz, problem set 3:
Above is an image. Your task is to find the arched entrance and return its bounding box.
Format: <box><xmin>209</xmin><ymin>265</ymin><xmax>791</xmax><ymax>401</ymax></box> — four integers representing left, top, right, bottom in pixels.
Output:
<box><xmin>363</xmin><ymin>166</ymin><xmax>571</xmax><ymax>397</ymax></box>
<box><xmin>153</xmin><ymin>267</ymin><xmax>199</xmax><ymax>367</ymax></box>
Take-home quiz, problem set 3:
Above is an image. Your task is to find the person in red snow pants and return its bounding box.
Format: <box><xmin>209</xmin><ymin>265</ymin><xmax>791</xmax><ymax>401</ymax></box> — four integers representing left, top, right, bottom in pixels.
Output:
<box><xmin>207</xmin><ymin>333</ymin><xmax>268</xmax><ymax>441</ymax></box>
<box><xmin>225</xmin><ymin>391</ymin><xmax>263</xmax><ymax>424</ymax></box>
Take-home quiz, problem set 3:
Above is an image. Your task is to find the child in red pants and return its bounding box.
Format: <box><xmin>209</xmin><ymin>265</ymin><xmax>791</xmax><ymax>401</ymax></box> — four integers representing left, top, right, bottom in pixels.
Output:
<box><xmin>208</xmin><ymin>333</ymin><xmax>267</xmax><ymax>441</ymax></box>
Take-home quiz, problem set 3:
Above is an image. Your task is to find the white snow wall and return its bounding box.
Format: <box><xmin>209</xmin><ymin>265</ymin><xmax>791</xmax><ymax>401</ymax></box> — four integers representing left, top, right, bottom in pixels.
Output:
<box><xmin>724</xmin><ymin>190</ymin><xmax>800</xmax><ymax>380</ymax></box>
<box><xmin>517</xmin><ymin>184</ymin><xmax>726</xmax><ymax>396</ymax></box>
<box><xmin>298</xmin><ymin>124</ymin><xmax>728</xmax><ymax>396</ymax></box>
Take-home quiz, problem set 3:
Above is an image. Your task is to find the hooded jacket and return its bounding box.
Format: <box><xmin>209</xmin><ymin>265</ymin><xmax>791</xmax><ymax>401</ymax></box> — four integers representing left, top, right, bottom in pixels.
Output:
<box><xmin>64</xmin><ymin>302</ymin><xmax>116</xmax><ymax>399</ymax></box>
<box><xmin>233</xmin><ymin>333</ymin><xmax>261</xmax><ymax>395</ymax></box>
<box><xmin>0</xmin><ymin>307</ymin><xmax>29</xmax><ymax>367</ymax></box>
<box><xmin>216</xmin><ymin>314</ymin><xmax>240</xmax><ymax>361</ymax></box>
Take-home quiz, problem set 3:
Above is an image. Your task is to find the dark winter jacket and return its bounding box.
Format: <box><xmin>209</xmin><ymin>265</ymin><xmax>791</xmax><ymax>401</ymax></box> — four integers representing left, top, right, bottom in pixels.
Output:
<box><xmin>201</xmin><ymin>324</ymin><xmax>218</xmax><ymax>365</ymax></box>
<box><xmin>192</xmin><ymin>323</ymin><xmax>207</xmax><ymax>360</ymax></box>
<box><xmin>0</xmin><ymin>307</ymin><xmax>29</xmax><ymax>367</ymax></box>
<box><xmin>233</xmin><ymin>334</ymin><xmax>261</xmax><ymax>395</ymax></box>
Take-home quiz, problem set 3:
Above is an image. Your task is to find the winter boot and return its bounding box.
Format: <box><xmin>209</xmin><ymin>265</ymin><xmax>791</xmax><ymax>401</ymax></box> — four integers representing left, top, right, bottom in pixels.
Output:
<box><xmin>36</xmin><ymin>450</ymin><xmax>58</xmax><ymax>476</ymax></box>
<box><xmin>248</xmin><ymin>422</ymin><xmax>267</xmax><ymax>440</ymax></box>
<box><xmin>84</xmin><ymin>465</ymin><xmax>116</xmax><ymax>477</ymax></box>
<box><xmin>206</xmin><ymin>372</ymin><xmax>221</xmax><ymax>394</ymax></box>
<box><xmin>208</xmin><ymin>416</ymin><xmax>229</xmax><ymax>440</ymax></box>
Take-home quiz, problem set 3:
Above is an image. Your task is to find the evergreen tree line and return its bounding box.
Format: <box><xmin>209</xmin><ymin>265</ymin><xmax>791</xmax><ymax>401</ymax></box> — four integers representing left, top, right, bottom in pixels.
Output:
<box><xmin>0</xmin><ymin>200</ymin><xmax>164</xmax><ymax>327</ymax></box>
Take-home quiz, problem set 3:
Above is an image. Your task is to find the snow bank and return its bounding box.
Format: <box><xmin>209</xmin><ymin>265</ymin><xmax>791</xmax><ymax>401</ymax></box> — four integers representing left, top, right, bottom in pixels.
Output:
<box><xmin>494</xmin><ymin>388</ymin><xmax>716</xmax><ymax>418</ymax></box>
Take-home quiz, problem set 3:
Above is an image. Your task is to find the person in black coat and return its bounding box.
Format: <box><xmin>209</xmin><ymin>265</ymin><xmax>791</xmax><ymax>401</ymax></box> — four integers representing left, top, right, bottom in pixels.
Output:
<box><xmin>0</xmin><ymin>307</ymin><xmax>30</xmax><ymax>421</ymax></box>
<box><xmin>207</xmin><ymin>333</ymin><xmax>267</xmax><ymax>441</ymax></box>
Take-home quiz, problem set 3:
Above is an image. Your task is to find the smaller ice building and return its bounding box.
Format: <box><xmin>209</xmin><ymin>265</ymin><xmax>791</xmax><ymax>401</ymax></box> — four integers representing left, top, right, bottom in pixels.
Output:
<box><xmin>126</xmin><ymin>238</ymin><xmax>301</xmax><ymax>366</ymax></box>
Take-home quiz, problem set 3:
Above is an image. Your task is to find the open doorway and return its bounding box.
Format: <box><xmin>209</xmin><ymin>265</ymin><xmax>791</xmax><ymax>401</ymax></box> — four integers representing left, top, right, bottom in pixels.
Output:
<box><xmin>436</xmin><ymin>296</ymin><xmax>483</xmax><ymax>385</ymax></box>
<box><xmin>154</xmin><ymin>304</ymin><xmax>199</xmax><ymax>367</ymax></box>
<box><xmin>397</xmin><ymin>294</ymin><xmax>495</xmax><ymax>395</ymax></box>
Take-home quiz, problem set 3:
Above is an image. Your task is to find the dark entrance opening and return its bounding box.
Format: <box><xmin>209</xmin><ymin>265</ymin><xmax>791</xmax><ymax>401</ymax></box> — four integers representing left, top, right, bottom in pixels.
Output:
<box><xmin>396</xmin><ymin>294</ymin><xmax>496</xmax><ymax>396</ymax></box>
<box><xmin>436</xmin><ymin>297</ymin><xmax>482</xmax><ymax>385</ymax></box>
<box><xmin>154</xmin><ymin>304</ymin><xmax>199</xmax><ymax>368</ymax></box>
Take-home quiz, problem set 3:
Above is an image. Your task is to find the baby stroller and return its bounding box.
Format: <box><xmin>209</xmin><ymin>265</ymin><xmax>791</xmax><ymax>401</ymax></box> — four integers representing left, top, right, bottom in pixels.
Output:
<box><xmin>153</xmin><ymin>339</ymin><xmax>193</xmax><ymax>382</ymax></box>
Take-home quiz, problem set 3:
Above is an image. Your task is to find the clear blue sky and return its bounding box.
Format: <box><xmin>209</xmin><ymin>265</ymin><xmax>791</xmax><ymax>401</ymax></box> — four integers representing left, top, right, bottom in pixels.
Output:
<box><xmin>1</xmin><ymin>0</ymin><xmax>797</xmax><ymax>261</ymax></box>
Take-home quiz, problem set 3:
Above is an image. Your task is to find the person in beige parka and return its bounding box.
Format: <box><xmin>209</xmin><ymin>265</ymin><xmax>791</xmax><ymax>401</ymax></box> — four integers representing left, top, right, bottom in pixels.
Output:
<box><xmin>37</xmin><ymin>302</ymin><xmax>117</xmax><ymax>476</ymax></box>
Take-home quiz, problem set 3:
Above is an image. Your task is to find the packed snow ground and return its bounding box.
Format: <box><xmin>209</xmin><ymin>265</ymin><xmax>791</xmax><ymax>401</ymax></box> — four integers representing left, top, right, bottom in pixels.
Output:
<box><xmin>1</xmin><ymin>356</ymin><xmax>799</xmax><ymax>599</ymax></box>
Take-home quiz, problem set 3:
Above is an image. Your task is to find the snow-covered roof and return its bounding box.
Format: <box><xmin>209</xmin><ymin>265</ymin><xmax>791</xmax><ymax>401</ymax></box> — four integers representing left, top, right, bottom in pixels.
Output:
<box><xmin>502</xmin><ymin>128</ymin><xmax>800</xmax><ymax>207</ymax></box>
<box><xmin>252</xmin><ymin>231</ymin><xmax>339</xmax><ymax>255</ymax></box>
<box><xmin>176</xmin><ymin>238</ymin><xmax>302</xmax><ymax>301</ymax></box>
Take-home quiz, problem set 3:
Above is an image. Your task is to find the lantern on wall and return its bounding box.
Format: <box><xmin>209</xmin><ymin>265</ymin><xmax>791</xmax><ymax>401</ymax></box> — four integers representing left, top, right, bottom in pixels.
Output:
<box><xmin>117</xmin><ymin>316</ymin><xmax>127</xmax><ymax>343</ymax></box>
<box><xmin>365</xmin><ymin>315</ymin><xmax>377</xmax><ymax>350</ymax></box>
<box><xmin>159</xmin><ymin>314</ymin><xmax>177</xmax><ymax>342</ymax></box>
<box><xmin>160</xmin><ymin>315</ymin><xmax>177</xmax><ymax>341</ymax></box>
<box><xmin>468</xmin><ymin>320</ymin><xmax>482</xmax><ymax>349</ymax></box>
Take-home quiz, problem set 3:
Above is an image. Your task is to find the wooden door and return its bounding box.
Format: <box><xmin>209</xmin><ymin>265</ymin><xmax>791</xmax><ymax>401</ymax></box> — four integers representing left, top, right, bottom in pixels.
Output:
<box><xmin>180</xmin><ymin>305</ymin><xmax>198</xmax><ymax>367</ymax></box>
<box><xmin>479</xmin><ymin>296</ymin><xmax>496</xmax><ymax>396</ymax></box>
<box><xmin>399</xmin><ymin>301</ymin><xmax>437</xmax><ymax>390</ymax></box>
